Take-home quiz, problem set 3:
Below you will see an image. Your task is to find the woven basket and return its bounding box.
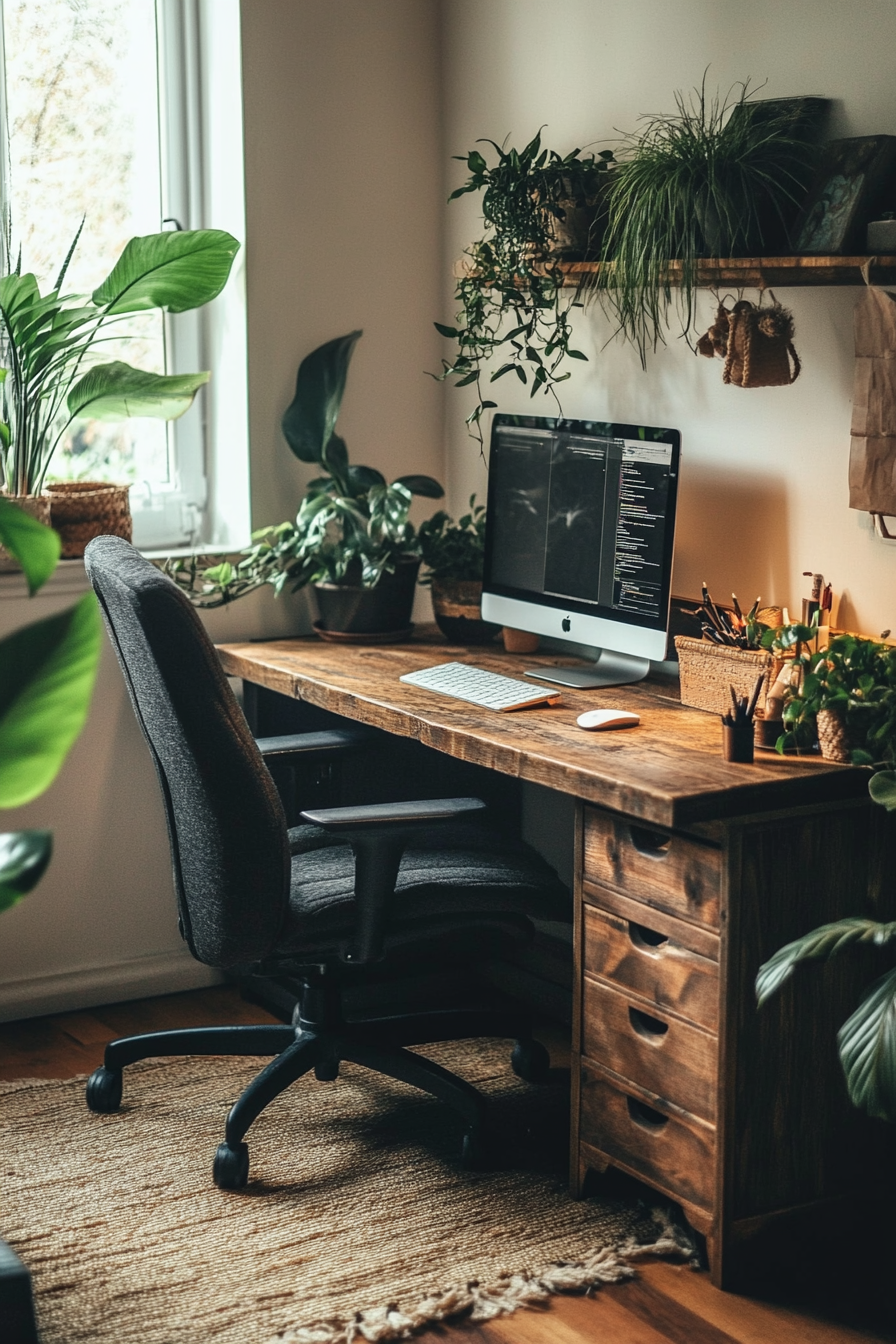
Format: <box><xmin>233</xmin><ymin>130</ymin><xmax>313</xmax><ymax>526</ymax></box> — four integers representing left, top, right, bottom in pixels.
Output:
<box><xmin>46</xmin><ymin>481</ymin><xmax>132</xmax><ymax>558</ymax></box>
<box><xmin>816</xmin><ymin>707</ymin><xmax>852</xmax><ymax>762</ymax></box>
<box><xmin>675</xmin><ymin>635</ymin><xmax>778</xmax><ymax>717</ymax></box>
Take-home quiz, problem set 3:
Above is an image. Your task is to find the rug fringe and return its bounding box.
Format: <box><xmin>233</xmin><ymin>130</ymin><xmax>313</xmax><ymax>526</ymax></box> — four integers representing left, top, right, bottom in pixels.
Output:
<box><xmin>274</xmin><ymin>1210</ymin><xmax>693</xmax><ymax>1344</ymax></box>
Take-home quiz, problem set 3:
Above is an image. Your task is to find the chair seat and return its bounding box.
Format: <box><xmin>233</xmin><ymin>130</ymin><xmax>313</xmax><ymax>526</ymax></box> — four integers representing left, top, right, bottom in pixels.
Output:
<box><xmin>277</xmin><ymin>821</ymin><xmax>570</xmax><ymax>956</ymax></box>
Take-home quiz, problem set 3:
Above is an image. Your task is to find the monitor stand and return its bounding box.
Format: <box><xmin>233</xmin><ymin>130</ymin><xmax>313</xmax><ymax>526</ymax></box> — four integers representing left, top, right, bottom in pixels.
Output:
<box><xmin>523</xmin><ymin>648</ymin><xmax>651</xmax><ymax>690</ymax></box>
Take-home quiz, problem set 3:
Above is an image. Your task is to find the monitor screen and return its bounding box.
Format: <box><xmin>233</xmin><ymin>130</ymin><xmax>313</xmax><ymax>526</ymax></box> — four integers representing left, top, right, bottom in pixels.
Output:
<box><xmin>481</xmin><ymin>414</ymin><xmax>681</xmax><ymax>664</ymax></box>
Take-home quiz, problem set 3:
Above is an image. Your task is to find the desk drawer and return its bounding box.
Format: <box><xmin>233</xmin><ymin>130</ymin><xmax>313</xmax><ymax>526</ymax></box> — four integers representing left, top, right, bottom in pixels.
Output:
<box><xmin>583</xmin><ymin>976</ymin><xmax>717</xmax><ymax>1122</ymax></box>
<box><xmin>583</xmin><ymin>808</ymin><xmax>722</xmax><ymax>929</ymax></box>
<box><xmin>583</xmin><ymin>901</ymin><xmax>719</xmax><ymax>1032</ymax></box>
<box><xmin>580</xmin><ymin>1062</ymin><xmax>715</xmax><ymax>1212</ymax></box>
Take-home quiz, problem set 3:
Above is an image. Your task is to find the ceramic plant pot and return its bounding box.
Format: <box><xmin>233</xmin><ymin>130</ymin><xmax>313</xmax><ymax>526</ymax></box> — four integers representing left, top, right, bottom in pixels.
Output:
<box><xmin>0</xmin><ymin>494</ymin><xmax>52</xmax><ymax>571</ymax></box>
<box><xmin>430</xmin><ymin>578</ymin><xmax>501</xmax><ymax>645</ymax></box>
<box><xmin>312</xmin><ymin>558</ymin><xmax>420</xmax><ymax>639</ymax></box>
<box><xmin>45</xmin><ymin>481</ymin><xmax>132</xmax><ymax>558</ymax></box>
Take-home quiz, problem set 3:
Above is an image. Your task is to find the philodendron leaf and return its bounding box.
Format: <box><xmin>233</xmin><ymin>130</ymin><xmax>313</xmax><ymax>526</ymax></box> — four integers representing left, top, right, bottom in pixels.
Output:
<box><xmin>281</xmin><ymin>331</ymin><xmax>362</xmax><ymax>464</ymax></box>
<box><xmin>394</xmin><ymin>474</ymin><xmax>444</xmax><ymax>499</ymax></box>
<box><xmin>837</xmin><ymin>966</ymin><xmax>896</xmax><ymax>1121</ymax></box>
<box><xmin>0</xmin><ymin>830</ymin><xmax>52</xmax><ymax>914</ymax></box>
<box><xmin>756</xmin><ymin>917</ymin><xmax>889</xmax><ymax>1005</ymax></box>
<box><xmin>0</xmin><ymin>497</ymin><xmax>60</xmax><ymax>595</ymax></box>
<box><xmin>92</xmin><ymin>229</ymin><xmax>240</xmax><ymax>314</ymax></box>
<box><xmin>0</xmin><ymin>593</ymin><xmax>102</xmax><ymax>808</ymax></box>
<box><xmin>870</xmin><ymin>770</ymin><xmax>896</xmax><ymax>811</ymax></box>
<box><xmin>67</xmin><ymin>362</ymin><xmax>209</xmax><ymax>421</ymax></box>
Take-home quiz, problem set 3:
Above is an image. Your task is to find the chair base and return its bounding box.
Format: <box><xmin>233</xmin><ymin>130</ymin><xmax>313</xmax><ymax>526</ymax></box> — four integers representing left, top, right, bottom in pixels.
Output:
<box><xmin>86</xmin><ymin>970</ymin><xmax>549</xmax><ymax>1189</ymax></box>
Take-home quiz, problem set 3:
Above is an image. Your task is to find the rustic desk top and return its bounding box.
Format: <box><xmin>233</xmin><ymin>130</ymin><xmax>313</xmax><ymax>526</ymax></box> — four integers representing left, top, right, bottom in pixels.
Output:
<box><xmin>217</xmin><ymin>628</ymin><xmax>867</xmax><ymax>830</ymax></box>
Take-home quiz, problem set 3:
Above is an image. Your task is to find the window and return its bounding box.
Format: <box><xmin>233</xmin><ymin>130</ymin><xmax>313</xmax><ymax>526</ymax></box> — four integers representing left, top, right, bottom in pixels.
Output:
<box><xmin>0</xmin><ymin>0</ymin><xmax>248</xmax><ymax>550</ymax></box>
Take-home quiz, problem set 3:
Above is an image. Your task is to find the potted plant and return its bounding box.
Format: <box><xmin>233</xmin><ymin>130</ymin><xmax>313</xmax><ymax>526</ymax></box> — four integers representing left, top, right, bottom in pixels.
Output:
<box><xmin>168</xmin><ymin>332</ymin><xmax>444</xmax><ymax>638</ymax></box>
<box><xmin>0</xmin><ymin>224</ymin><xmax>240</xmax><ymax>555</ymax></box>
<box><xmin>417</xmin><ymin>496</ymin><xmax>500</xmax><ymax>644</ymax></box>
<box><xmin>766</xmin><ymin>625</ymin><xmax>896</xmax><ymax>762</ymax></box>
<box><xmin>593</xmin><ymin>79</ymin><xmax>819</xmax><ymax>365</ymax></box>
<box><xmin>435</xmin><ymin>130</ymin><xmax>614</xmax><ymax>448</ymax></box>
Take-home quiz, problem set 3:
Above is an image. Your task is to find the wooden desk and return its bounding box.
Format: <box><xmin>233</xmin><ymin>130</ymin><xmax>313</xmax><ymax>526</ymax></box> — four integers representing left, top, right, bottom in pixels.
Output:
<box><xmin>217</xmin><ymin>629</ymin><xmax>894</xmax><ymax>1290</ymax></box>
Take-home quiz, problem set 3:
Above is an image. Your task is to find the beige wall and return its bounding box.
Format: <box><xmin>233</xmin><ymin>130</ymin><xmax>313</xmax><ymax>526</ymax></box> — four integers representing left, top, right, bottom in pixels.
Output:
<box><xmin>440</xmin><ymin>0</ymin><xmax>896</xmax><ymax>636</ymax></box>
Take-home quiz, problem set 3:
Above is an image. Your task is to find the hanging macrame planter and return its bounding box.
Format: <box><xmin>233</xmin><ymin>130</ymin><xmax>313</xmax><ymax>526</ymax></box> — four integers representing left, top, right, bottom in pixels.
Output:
<box><xmin>697</xmin><ymin>294</ymin><xmax>801</xmax><ymax>387</ymax></box>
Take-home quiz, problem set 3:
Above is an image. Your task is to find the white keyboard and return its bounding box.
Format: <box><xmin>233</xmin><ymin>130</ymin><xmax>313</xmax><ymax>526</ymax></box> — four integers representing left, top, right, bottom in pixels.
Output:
<box><xmin>400</xmin><ymin>661</ymin><xmax>562</xmax><ymax>712</ymax></box>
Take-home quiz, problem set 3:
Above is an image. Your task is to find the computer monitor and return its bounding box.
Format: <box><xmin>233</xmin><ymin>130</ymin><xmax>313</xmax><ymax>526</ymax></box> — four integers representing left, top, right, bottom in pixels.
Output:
<box><xmin>481</xmin><ymin>413</ymin><xmax>681</xmax><ymax>689</ymax></box>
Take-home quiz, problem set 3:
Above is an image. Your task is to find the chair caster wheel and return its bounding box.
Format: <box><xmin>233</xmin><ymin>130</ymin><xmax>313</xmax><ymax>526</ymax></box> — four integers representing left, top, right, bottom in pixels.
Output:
<box><xmin>511</xmin><ymin>1038</ymin><xmax>551</xmax><ymax>1084</ymax></box>
<box><xmin>461</xmin><ymin>1128</ymin><xmax>489</xmax><ymax>1170</ymax></box>
<box><xmin>86</xmin><ymin>1066</ymin><xmax>123</xmax><ymax>1113</ymax></box>
<box><xmin>214</xmin><ymin>1142</ymin><xmax>249</xmax><ymax>1189</ymax></box>
<box><xmin>314</xmin><ymin>1059</ymin><xmax>339</xmax><ymax>1081</ymax></box>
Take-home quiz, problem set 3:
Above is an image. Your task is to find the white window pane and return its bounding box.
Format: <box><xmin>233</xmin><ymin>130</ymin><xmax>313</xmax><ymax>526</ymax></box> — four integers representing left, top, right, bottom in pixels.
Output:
<box><xmin>2</xmin><ymin>0</ymin><xmax>172</xmax><ymax>489</ymax></box>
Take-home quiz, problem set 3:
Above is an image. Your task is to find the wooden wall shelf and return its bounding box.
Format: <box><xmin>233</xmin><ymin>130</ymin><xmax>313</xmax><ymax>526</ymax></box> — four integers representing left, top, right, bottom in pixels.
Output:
<box><xmin>454</xmin><ymin>255</ymin><xmax>896</xmax><ymax>287</ymax></box>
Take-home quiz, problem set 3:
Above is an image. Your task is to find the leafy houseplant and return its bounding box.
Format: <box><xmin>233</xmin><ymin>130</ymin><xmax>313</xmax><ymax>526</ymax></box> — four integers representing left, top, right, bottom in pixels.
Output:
<box><xmin>168</xmin><ymin>332</ymin><xmax>444</xmax><ymax>636</ymax></box>
<box><xmin>0</xmin><ymin>225</ymin><xmax>240</xmax><ymax>500</ymax></box>
<box><xmin>0</xmin><ymin>498</ymin><xmax>102</xmax><ymax>913</ymax></box>
<box><xmin>417</xmin><ymin>496</ymin><xmax>499</xmax><ymax>644</ymax></box>
<box><xmin>594</xmin><ymin>80</ymin><xmax>819</xmax><ymax>364</ymax></box>
<box><xmin>766</xmin><ymin>626</ymin><xmax>896</xmax><ymax>762</ymax></box>
<box><xmin>436</xmin><ymin>131</ymin><xmax>614</xmax><ymax>448</ymax></box>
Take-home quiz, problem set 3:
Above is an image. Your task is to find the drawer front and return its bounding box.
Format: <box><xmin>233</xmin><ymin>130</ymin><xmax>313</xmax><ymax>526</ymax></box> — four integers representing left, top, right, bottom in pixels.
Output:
<box><xmin>584</xmin><ymin>902</ymin><xmax>719</xmax><ymax>1032</ymax></box>
<box><xmin>583</xmin><ymin>976</ymin><xmax>717</xmax><ymax>1122</ymax></box>
<box><xmin>583</xmin><ymin>808</ymin><xmax>722</xmax><ymax>929</ymax></box>
<box><xmin>580</xmin><ymin>1063</ymin><xmax>715</xmax><ymax>1211</ymax></box>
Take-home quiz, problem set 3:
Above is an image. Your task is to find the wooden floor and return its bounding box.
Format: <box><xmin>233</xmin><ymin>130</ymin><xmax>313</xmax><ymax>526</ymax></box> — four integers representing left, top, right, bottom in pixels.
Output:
<box><xmin>1</xmin><ymin>986</ymin><xmax>892</xmax><ymax>1344</ymax></box>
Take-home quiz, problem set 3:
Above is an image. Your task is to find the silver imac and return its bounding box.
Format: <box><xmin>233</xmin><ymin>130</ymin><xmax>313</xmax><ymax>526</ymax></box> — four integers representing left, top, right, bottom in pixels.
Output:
<box><xmin>480</xmin><ymin>414</ymin><xmax>681</xmax><ymax>690</ymax></box>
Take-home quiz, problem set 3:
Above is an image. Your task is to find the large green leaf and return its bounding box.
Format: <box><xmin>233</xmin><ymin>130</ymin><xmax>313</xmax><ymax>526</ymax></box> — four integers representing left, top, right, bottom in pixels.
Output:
<box><xmin>755</xmin><ymin>918</ymin><xmax>894</xmax><ymax>1004</ymax></box>
<box><xmin>394</xmin><ymin>474</ymin><xmax>444</xmax><ymax>499</ymax></box>
<box><xmin>837</xmin><ymin>966</ymin><xmax>896</xmax><ymax>1121</ymax></box>
<box><xmin>870</xmin><ymin>770</ymin><xmax>896</xmax><ymax>811</ymax></box>
<box><xmin>0</xmin><ymin>830</ymin><xmax>52</xmax><ymax>914</ymax></box>
<box><xmin>0</xmin><ymin>497</ymin><xmax>60</xmax><ymax>595</ymax></box>
<box><xmin>67</xmin><ymin>362</ymin><xmax>210</xmax><ymax>421</ymax></box>
<box><xmin>0</xmin><ymin>593</ymin><xmax>102</xmax><ymax>808</ymax></box>
<box><xmin>92</xmin><ymin>229</ymin><xmax>240</xmax><ymax>315</ymax></box>
<box><xmin>281</xmin><ymin>331</ymin><xmax>362</xmax><ymax>464</ymax></box>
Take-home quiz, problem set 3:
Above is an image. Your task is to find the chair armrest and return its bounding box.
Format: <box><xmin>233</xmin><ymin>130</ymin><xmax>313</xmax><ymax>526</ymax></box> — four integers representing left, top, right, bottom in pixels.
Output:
<box><xmin>299</xmin><ymin>797</ymin><xmax>488</xmax><ymax>966</ymax></box>
<box><xmin>299</xmin><ymin>796</ymin><xmax>486</xmax><ymax>830</ymax></box>
<box><xmin>256</xmin><ymin>729</ymin><xmax>372</xmax><ymax>761</ymax></box>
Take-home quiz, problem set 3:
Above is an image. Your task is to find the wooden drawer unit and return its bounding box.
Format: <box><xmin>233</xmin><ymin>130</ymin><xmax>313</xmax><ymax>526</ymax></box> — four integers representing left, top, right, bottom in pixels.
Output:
<box><xmin>580</xmin><ymin>1062</ymin><xmax>715</xmax><ymax>1213</ymax></box>
<box><xmin>583</xmin><ymin>898</ymin><xmax>719</xmax><ymax>1032</ymax></box>
<box><xmin>582</xmin><ymin>976</ymin><xmax>717</xmax><ymax>1122</ymax></box>
<box><xmin>583</xmin><ymin>806</ymin><xmax>722</xmax><ymax>929</ymax></box>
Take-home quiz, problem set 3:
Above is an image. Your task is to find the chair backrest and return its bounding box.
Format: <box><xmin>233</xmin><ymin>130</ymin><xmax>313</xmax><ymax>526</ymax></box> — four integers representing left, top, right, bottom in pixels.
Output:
<box><xmin>84</xmin><ymin>536</ymin><xmax>290</xmax><ymax>968</ymax></box>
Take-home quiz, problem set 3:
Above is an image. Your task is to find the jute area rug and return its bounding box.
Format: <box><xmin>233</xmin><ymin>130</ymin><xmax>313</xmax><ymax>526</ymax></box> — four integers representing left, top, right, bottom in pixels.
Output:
<box><xmin>1</xmin><ymin>1038</ymin><xmax>688</xmax><ymax>1344</ymax></box>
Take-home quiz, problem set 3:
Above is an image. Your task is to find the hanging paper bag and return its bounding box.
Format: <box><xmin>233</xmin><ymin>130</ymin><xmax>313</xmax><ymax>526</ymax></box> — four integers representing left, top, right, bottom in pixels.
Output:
<box><xmin>849</xmin><ymin>285</ymin><xmax>896</xmax><ymax>515</ymax></box>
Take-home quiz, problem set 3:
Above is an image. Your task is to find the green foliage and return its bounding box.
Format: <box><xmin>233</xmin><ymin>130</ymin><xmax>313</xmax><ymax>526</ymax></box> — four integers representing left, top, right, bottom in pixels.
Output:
<box><xmin>0</xmin><ymin>227</ymin><xmax>239</xmax><ymax>496</ymax></box>
<box><xmin>0</xmin><ymin>830</ymin><xmax>52</xmax><ymax>914</ymax></box>
<box><xmin>167</xmin><ymin>333</ymin><xmax>444</xmax><ymax>606</ymax></box>
<box><xmin>593</xmin><ymin>79</ymin><xmax>818</xmax><ymax>364</ymax></box>
<box><xmin>0</xmin><ymin>500</ymin><xmax>101</xmax><ymax>916</ymax></box>
<box><xmin>417</xmin><ymin>496</ymin><xmax>487</xmax><ymax>584</ymax></box>
<box><xmin>0</xmin><ymin>592</ymin><xmax>103</xmax><ymax>807</ymax></box>
<box><xmin>765</xmin><ymin>629</ymin><xmax>896</xmax><ymax>761</ymax></box>
<box><xmin>436</xmin><ymin>130</ymin><xmax>614</xmax><ymax>449</ymax></box>
<box><xmin>0</xmin><ymin>495</ymin><xmax>60</xmax><ymax>594</ymax></box>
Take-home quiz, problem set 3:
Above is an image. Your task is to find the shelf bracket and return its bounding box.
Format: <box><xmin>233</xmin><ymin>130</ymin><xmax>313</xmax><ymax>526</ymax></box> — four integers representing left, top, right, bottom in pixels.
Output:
<box><xmin>871</xmin><ymin>512</ymin><xmax>896</xmax><ymax>543</ymax></box>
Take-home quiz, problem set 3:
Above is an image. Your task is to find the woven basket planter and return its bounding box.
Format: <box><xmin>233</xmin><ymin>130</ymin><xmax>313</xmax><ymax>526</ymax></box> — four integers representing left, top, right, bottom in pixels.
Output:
<box><xmin>675</xmin><ymin>635</ymin><xmax>778</xmax><ymax>717</ymax></box>
<box><xmin>816</xmin><ymin>707</ymin><xmax>852</xmax><ymax>762</ymax></box>
<box><xmin>0</xmin><ymin>494</ymin><xmax>52</xmax><ymax>570</ymax></box>
<box><xmin>46</xmin><ymin>481</ymin><xmax>131</xmax><ymax>558</ymax></box>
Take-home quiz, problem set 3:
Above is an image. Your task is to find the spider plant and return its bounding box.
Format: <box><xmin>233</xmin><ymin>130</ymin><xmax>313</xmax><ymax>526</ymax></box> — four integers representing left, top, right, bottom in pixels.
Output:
<box><xmin>0</xmin><ymin>224</ymin><xmax>240</xmax><ymax>497</ymax></box>
<box><xmin>594</xmin><ymin>78</ymin><xmax>819</xmax><ymax>365</ymax></box>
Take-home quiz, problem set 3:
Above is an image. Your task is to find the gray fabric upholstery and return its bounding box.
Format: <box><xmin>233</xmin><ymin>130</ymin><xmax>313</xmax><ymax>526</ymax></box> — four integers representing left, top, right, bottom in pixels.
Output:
<box><xmin>84</xmin><ymin>537</ymin><xmax>570</xmax><ymax>973</ymax></box>
<box><xmin>85</xmin><ymin>537</ymin><xmax>290</xmax><ymax>966</ymax></box>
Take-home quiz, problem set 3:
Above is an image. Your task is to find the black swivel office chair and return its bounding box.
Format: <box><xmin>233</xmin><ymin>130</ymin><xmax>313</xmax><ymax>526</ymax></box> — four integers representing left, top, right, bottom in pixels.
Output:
<box><xmin>83</xmin><ymin>537</ymin><xmax>571</xmax><ymax>1188</ymax></box>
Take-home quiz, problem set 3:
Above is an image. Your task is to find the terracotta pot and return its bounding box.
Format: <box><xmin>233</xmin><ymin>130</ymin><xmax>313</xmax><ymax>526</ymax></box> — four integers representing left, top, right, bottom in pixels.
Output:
<box><xmin>312</xmin><ymin>558</ymin><xmax>420</xmax><ymax>636</ymax></box>
<box><xmin>45</xmin><ymin>480</ymin><xmax>132</xmax><ymax>558</ymax></box>
<box><xmin>0</xmin><ymin>494</ymin><xmax>52</xmax><ymax>571</ymax></box>
<box><xmin>430</xmin><ymin>578</ymin><xmax>501</xmax><ymax>645</ymax></box>
<box><xmin>502</xmin><ymin>626</ymin><xmax>540</xmax><ymax>654</ymax></box>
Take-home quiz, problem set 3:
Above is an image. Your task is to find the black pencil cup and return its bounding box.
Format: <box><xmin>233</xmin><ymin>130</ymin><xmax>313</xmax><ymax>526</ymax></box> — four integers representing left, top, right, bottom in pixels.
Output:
<box><xmin>722</xmin><ymin>721</ymin><xmax>754</xmax><ymax>763</ymax></box>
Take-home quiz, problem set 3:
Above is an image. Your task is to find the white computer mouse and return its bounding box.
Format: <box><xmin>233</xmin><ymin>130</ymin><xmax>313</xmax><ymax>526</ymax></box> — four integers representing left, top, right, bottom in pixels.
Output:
<box><xmin>576</xmin><ymin>708</ymin><xmax>641</xmax><ymax>731</ymax></box>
